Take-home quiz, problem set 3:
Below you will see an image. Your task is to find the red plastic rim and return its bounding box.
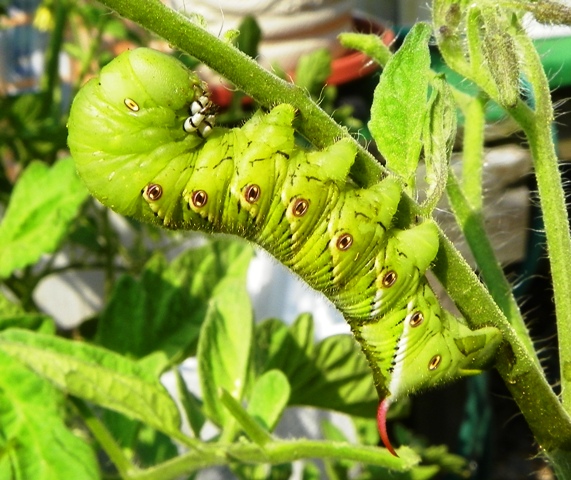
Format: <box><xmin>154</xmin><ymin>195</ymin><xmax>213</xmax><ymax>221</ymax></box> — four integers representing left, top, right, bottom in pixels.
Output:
<box><xmin>327</xmin><ymin>14</ymin><xmax>395</xmax><ymax>85</ymax></box>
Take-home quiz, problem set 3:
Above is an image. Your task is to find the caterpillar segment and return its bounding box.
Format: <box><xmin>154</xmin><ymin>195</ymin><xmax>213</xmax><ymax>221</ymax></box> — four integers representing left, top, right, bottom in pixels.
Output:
<box><xmin>67</xmin><ymin>48</ymin><xmax>502</xmax><ymax>456</ymax></box>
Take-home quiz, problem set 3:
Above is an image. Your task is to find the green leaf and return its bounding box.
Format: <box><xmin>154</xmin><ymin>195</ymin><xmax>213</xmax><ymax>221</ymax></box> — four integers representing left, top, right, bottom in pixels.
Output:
<box><xmin>301</xmin><ymin>462</ymin><xmax>322</xmax><ymax>479</ymax></box>
<box><xmin>353</xmin><ymin>415</ymin><xmax>383</xmax><ymax>446</ymax></box>
<box><xmin>368</xmin><ymin>23</ymin><xmax>432</xmax><ymax>188</ymax></box>
<box><xmin>0</xmin><ymin>158</ymin><xmax>88</xmax><ymax>278</ymax></box>
<box><xmin>198</xmin><ymin>278</ymin><xmax>253</xmax><ymax>426</ymax></box>
<box><xmin>295</xmin><ymin>48</ymin><xmax>332</xmax><ymax>97</ymax></box>
<box><xmin>135</xmin><ymin>424</ymin><xmax>179</xmax><ymax>468</ymax></box>
<box><xmin>420</xmin><ymin>76</ymin><xmax>457</xmax><ymax>214</ymax></box>
<box><xmin>255</xmin><ymin>313</ymin><xmax>314</xmax><ymax>370</ymax></box>
<box><xmin>290</xmin><ymin>313</ymin><xmax>315</xmax><ymax>355</ymax></box>
<box><xmin>97</xmin><ymin>406</ymin><xmax>179</xmax><ymax>468</ymax></box>
<box><xmin>236</xmin><ymin>15</ymin><xmax>261</xmax><ymax>59</ymax></box>
<box><xmin>293</xmin><ymin>334</ymin><xmax>377</xmax><ymax>414</ymax></box>
<box><xmin>247</xmin><ymin>369</ymin><xmax>290</xmax><ymax>432</ymax></box>
<box><xmin>174</xmin><ymin>369</ymin><xmax>205</xmax><ymax>437</ymax></box>
<box><xmin>0</xmin><ymin>350</ymin><xmax>99</xmax><ymax>480</ymax></box>
<box><xmin>0</xmin><ymin>292</ymin><xmax>55</xmax><ymax>333</ymax></box>
<box><xmin>0</xmin><ymin>329</ymin><xmax>183</xmax><ymax>440</ymax></box>
<box><xmin>476</xmin><ymin>6</ymin><xmax>519</xmax><ymax>109</ymax></box>
<box><xmin>96</xmin><ymin>238</ymin><xmax>253</xmax><ymax>360</ymax></box>
<box><xmin>321</xmin><ymin>419</ymin><xmax>348</xmax><ymax>443</ymax></box>
<box><xmin>255</xmin><ymin>315</ymin><xmax>378</xmax><ymax>417</ymax></box>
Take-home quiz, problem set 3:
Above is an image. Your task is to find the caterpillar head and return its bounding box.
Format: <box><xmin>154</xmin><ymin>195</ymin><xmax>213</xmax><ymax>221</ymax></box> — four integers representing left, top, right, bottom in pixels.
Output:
<box><xmin>360</xmin><ymin>280</ymin><xmax>500</xmax><ymax>400</ymax></box>
<box><xmin>68</xmin><ymin>48</ymin><xmax>209</xmax><ymax>224</ymax></box>
<box><xmin>362</xmin><ymin>280</ymin><xmax>501</xmax><ymax>455</ymax></box>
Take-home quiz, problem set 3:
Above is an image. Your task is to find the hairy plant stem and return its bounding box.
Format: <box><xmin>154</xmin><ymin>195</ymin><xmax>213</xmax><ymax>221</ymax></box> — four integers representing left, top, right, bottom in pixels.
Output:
<box><xmin>447</xmin><ymin>93</ymin><xmax>536</xmax><ymax>364</ymax></box>
<box><xmin>508</xmin><ymin>25</ymin><xmax>571</xmax><ymax>413</ymax></box>
<box><xmin>41</xmin><ymin>0</ymin><xmax>68</xmax><ymax>118</ymax></box>
<box><xmin>445</xmin><ymin>171</ymin><xmax>538</xmax><ymax>365</ymax></box>
<box><xmin>127</xmin><ymin>439</ymin><xmax>418</xmax><ymax>480</ymax></box>
<box><xmin>460</xmin><ymin>94</ymin><xmax>486</xmax><ymax>209</ymax></box>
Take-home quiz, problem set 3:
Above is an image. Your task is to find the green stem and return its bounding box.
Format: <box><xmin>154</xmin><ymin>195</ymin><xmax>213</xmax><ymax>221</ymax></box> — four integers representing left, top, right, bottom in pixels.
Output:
<box><xmin>41</xmin><ymin>0</ymin><xmax>68</xmax><ymax>117</ymax></box>
<box><xmin>95</xmin><ymin>0</ymin><xmax>384</xmax><ymax>188</ymax></box>
<box><xmin>445</xmin><ymin>170</ymin><xmax>538</xmax><ymax>365</ymax></box>
<box><xmin>219</xmin><ymin>388</ymin><xmax>272</xmax><ymax>446</ymax></box>
<box><xmin>449</xmin><ymin>92</ymin><xmax>531</xmax><ymax>348</ymax></box>
<box><xmin>71</xmin><ymin>10</ymin><xmax>107</xmax><ymax>91</ymax></box>
<box><xmin>460</xmin><ymin>94</ymin><xmax>486</xmax><ymax>209</ymax></box>
<box><xmin>128</xmin><ymin>439</ymin><xmax>417</xmax><ymax>480</ymax></box>
<box><xmin>70</xmin><ymin>396</ymin><xmax>136</xmax><ymax>478</ymax></box>
<box><xmin>508</xmin><ymin>21</ymin><xmax>571</xmax><ymax>413</ymax></box>
<box><xmin>434</xmin><ymin>0</ymin><xmax>571</xmax><ymax>451</ymax></box>
<box><xmin>101</xmin><ymin>208</ymin><xmax>118</xmax><ymax>298</ymax></box>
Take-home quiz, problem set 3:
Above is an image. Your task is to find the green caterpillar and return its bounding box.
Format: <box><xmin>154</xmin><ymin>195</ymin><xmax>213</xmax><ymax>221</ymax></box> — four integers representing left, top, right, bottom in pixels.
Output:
<box><xmin>67</xmin><ymin>48</ymin><xmax>501</xmax><ymax>455</ymax></box>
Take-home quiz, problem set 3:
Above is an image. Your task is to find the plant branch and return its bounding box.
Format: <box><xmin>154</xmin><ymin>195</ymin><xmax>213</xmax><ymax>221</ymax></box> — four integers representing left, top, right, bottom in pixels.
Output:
<box><xmin>508</xmin><ymin>19</ymin><xmax>571</xmax><ymax>413</ymax></box>
<box><xmin>447</xmin><ymin>92</ymin><xmax>534</xmax><ymax>363</ymax></box>
<box><xmin>70</xmin><ymin>396</ymin><xmax>136</xmax><ymax>478</ymax></box>
<box><xmin>460</xmin><ymin>94</ymin><xmax>486</xmax><ymax>209</ymax></box>
<box><xmin>41</xmin><ymin>0</ymin><xmax>68</xmax><ymax>117</ymax></box>
<box><xmin>128</xmin><ymin>439</ymin><xmax>420</xmax><ymax>480</ymax></box>
<box><xmin>445</xmin><ymin>169</ymin><xmax>537</xmax><ymax>365</ymax></box>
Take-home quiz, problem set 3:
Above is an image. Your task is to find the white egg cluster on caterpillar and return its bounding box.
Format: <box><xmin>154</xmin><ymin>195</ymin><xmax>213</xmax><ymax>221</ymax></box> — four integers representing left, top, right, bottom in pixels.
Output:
<box><xmin>68</xmin><ymin>48</ymin><xmax>502</xmax><ymax>455</ymax></box>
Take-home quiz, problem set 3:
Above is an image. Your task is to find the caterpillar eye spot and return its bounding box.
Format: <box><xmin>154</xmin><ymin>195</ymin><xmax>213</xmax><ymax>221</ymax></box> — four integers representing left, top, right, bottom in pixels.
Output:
<box><xmin>428</xmin><ymin>355</ymin><xmax>441</xmax><ymax>370</ymax></box>
<box><xmin>244</xmin><ymin>184</ymin><xmax>261</xmax><ymax>203</ymax></box>
<box><xmin>292</xmin><ymin>198</ymin><xmax>309</xmax><ymax>217</ymax></box>
<box><xmin>336</xmin><ymin>233</ymin><xmax>353</xmax><ymax>251</ymax></box>
<box><xmin>382</xmin><ymin>271</ymin><xmax>397</xmax><ymax>288</ymax></box>
<box><xmin>145</xmin><ymin>184</ymin><xmax>162</xmax><ymax>201</ymax></box>
<box><xmin>410</xmin><ymin>311</ymin><xmax>423</xmax><ymax>327</ymax></box>
<box><xmin>192</xmin><ymin>190</ymin><xmax>208</xmax><ymax>208</ymax></box>
<box><xmin>124</xmin><ymin>98</ymin><xmax>140</xmax><ymax>112</ymax></box>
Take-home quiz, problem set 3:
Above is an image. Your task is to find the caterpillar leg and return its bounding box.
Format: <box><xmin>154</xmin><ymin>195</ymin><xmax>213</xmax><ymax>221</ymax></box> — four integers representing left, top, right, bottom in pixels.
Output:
<box><xmin>183</xmin><ymin>87</ymin><xmax>217</xmax><ymax>137</ymax></box>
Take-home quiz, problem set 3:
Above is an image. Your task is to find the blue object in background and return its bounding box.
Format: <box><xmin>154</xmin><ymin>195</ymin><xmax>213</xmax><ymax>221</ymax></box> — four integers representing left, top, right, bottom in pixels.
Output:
<box><xmin>0</xmin><ymin>0</ymin><xmax>45</xmax><ymax>95</ymax></box>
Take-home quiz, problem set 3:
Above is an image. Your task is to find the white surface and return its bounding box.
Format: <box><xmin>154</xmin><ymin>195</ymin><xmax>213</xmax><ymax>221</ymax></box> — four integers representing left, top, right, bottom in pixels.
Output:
<box><xmin>524</xmin><ymin>0</ymin><xmax>571</xmax><ymax>39</ymax></box>
<box><xmin>172</xmin><ymin>0</ymin><xmax>355</xmax><ymax>71</ymax></box>
<box><xmin>247</xmin><ymin>248</ymin><xmax>348</xmax><ymax>338</ymax></box>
